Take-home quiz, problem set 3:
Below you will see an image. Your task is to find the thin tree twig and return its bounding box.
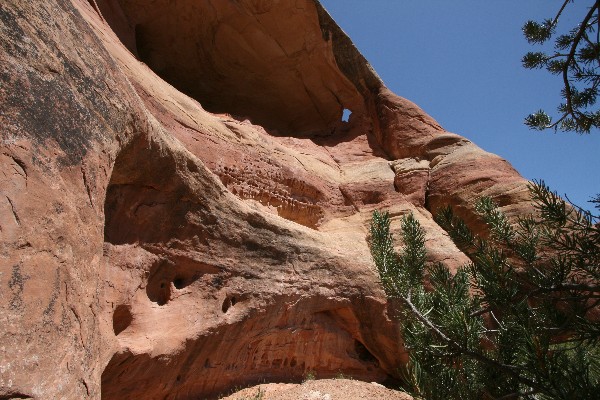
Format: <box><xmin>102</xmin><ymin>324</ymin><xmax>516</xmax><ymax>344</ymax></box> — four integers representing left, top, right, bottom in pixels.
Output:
<box><xmin>551</xmin><ymin>0</ymin><xmax>572</xmax><ymax>28</ymax></box>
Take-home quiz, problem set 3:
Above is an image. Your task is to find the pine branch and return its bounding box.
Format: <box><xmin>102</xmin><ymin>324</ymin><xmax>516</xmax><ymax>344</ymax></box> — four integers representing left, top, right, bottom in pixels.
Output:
<box><xmin>529</xmin><ymin>283</ymin><xmax>600</xmax><ymax>294</ymax></box>
<box><xmin>524</xmin><ymin>2</ymin><xmax>600</xmax><ymax>132</ymax></box>
<box><xmin>562</xmin><ymin>2</ymin><xmax>600</xmax><ymax>122</ymax></box>
<box><xmin>369</xmin><ymin>183</ymin><xmax>599</xmax><ymax>399</ymax></box>
<box><xmin>494</xmin><ymin>389</ymin><xmax>538</xmax><ymax>400</ymax></box>
<box><xmin>400</xmin><ymin>291</ymin><xmax>544</xmax><ymax>392</ymax></box>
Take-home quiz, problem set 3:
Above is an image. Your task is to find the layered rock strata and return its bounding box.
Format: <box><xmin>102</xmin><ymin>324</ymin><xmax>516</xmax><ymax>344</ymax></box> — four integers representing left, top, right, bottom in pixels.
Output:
<box><xmin>0</xmin><ymin>0</ymin><xmax>532</xmax><ymax>399</ymax></box>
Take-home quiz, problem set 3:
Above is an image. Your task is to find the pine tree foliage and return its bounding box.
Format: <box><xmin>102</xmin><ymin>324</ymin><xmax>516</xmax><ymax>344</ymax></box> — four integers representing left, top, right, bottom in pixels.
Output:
<box><xmin>522</xmin><ymin>1</ymin><xmax>600</xmax><ymax>133</ymax></box>
<box><xmin>369</xmin><ymin>182</ymin><xmax>599</xmax><ymax>399</ymax></box>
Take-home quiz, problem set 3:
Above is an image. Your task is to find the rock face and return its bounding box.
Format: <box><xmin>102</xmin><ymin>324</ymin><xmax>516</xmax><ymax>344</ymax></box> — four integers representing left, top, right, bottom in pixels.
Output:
<box><xmin>221</xmin><ymin>379</ymin><xmax>412</xmax><ymax>400</ymax></box>
<box><xmin>0</xmin><ymin>0</ymin><xmax>532</xmax><ymax>399</ymax></box>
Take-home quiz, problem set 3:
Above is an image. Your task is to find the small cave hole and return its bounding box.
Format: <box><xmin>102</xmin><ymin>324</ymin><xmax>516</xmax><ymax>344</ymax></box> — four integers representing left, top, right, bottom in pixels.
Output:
<box><xmin>186</xmin><ymin>159</ymin><xmax>199</xmax><ymax>173</ymax></box>
<box><xmin>362</xmin><ymin>191</ymin><xmax>386</xmax><ymax>205</ymax></box>
<box><xmin>221</xmin><ymin>296</ymin><xmax>236</xmax><ymax>313</ymax></box>
<box><xmin>173</xmin><ymin>277</ymin><xmax>185</xmax><ymax>289</ymax></box>
<box><xmin>341</xmin><ymin>108</ymin><xmax>352</xmax><ymax>122</ymax></box>
<box><xmin>354</xmin><ymin>340</ymin><xmax>378</xmax><ymax>365</ymax></box>
<box><xmin>0</xmin><ymin>393</ymin><xmax>33</xmax><ymax>400</ymax></box>
<box><xmin>147</xmin><ymin>278</ymin><xmax>171</xmax><ymax>306</ymax></box>
<box><xmin>112</xmin><ymin>305</ymin><xmax>133</xmax><ymax>336</ymax></box>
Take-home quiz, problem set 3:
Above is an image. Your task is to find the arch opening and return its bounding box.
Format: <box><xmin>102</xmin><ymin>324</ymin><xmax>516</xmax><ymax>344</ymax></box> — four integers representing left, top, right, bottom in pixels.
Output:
<box><xmin>98</xmin><ymin>0</ymin><xmax>369</xmax><ymax>136</ymax></box>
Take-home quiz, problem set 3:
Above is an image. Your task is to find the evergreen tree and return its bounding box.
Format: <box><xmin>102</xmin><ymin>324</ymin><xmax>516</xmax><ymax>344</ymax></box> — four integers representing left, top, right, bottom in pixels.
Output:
<box><xmin>369</xmin><ymin>181</ymin><xmax>599</xmax><ymax>399</ymax></box>
<box><xmin>522</xmin><ymin>1</ymin><xmax>600</xmax><ymax>133</ymax></box>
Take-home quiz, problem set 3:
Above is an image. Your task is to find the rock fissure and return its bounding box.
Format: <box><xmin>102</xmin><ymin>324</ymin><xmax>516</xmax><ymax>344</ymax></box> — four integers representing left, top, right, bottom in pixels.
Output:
<box><xmin>5</xmin><ymin>196</ymin><xmax>20</xmax><ymax>226</ymax></box>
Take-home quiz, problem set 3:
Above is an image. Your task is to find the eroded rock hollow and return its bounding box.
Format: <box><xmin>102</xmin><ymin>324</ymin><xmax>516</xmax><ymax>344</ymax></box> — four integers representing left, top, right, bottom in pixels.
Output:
<box><xmin>0</xmin><ymin>0</ymin><xmax>532</xmax><ymax>399</ymax></box>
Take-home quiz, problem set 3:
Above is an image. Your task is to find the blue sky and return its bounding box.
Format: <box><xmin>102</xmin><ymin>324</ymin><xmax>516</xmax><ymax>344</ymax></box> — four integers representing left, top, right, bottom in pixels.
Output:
<box><xmin>320</xmin><ymin>1</ymin><xmax>599</xmax><ymax>210</ymax></box>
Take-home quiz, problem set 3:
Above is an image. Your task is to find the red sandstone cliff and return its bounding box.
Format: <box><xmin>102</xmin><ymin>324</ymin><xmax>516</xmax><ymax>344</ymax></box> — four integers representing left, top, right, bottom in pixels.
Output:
<box><xmin>0</xmin><ymin>1</ymin><xmax>532</xmax><ymax>398</ymax></box>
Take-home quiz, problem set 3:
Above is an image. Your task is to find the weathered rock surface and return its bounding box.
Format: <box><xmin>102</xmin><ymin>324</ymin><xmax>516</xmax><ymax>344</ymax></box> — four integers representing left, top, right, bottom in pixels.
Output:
<box><xmin>0</xmin><ymin>0</ymin><xmax>533</xmax><ymax>399</ymax></box>
<box><xmin>222</xmin><ymin>378</ymin><xmax>412</xmax><ymax>400</ymax></box>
